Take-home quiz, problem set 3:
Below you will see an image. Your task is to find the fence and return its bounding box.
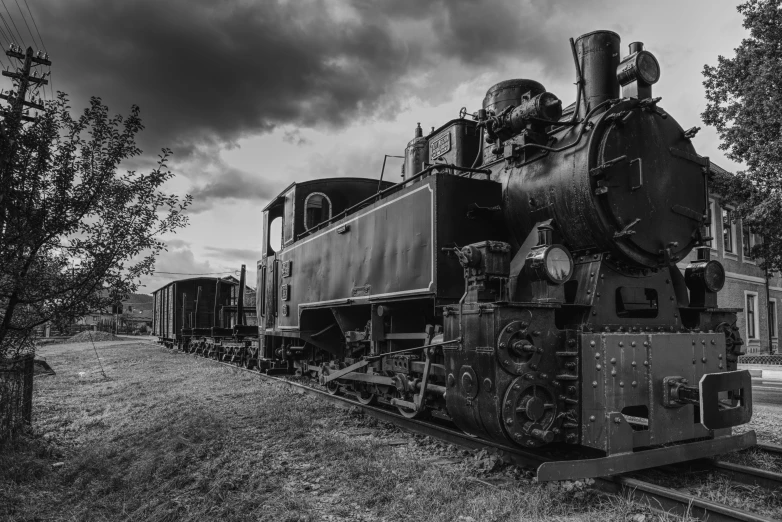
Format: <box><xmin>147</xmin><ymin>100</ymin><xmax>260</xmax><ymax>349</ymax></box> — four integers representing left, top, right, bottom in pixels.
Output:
<box><xmin>738</xmin><ymin>354</ymin><xmax>782</xmax><ymax>365</ymax></box>
<box><xmin>0</xmin><ymin>355</ymin><xmax>33</xmax><ymax>443</ymax></box>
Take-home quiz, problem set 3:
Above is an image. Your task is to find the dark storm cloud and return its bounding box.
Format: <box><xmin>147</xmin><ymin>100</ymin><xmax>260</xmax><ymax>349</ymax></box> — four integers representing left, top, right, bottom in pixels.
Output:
<box><xmin>33</xmin><ymin>0</ymin><xmax>603</xmax><ymax>157</ymax></box>
<box><xmin>186</xmin><ymin>165</ymin><xmax>283</xmax><ymax>213</ymax></box>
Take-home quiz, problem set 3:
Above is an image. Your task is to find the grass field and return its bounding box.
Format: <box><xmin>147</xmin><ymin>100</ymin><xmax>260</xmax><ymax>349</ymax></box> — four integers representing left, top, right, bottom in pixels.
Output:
<box><xmin>0</xmin><ymin>341</ymin><xmax>779</xmax><ymax>521</ymax></box>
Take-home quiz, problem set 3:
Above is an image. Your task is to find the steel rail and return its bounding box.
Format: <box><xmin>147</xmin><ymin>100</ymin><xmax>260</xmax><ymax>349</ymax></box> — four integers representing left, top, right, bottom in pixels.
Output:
<box><xmin>756</xmin><ymin>441</ymin><xmax>782</xmax><ymax>456</ymax></box>
<box><xmin>163</xmin><ymin>344</ymin><xmax>780</xmax><ymax>522</ymax></box>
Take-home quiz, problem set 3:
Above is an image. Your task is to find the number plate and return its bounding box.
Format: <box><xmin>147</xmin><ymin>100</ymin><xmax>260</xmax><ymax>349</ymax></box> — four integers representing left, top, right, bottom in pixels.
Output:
<box><xmin>430</xmin><ymin>133</ymin><xmax>451</xmax><ymax>161</ymax></box>
<box><xmin>282</xmin><ymin>260</ymin><xmax>291</xmax><ymax>278</ymax></box>
<box><xmin>281</xmin><ymin>284</ymin><xmax>289</xmax><ymax>301</ymax></box>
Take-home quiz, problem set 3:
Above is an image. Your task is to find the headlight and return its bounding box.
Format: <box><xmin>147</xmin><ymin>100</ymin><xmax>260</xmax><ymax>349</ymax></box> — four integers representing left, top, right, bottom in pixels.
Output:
<box><xmin>526</xmin><ymin>245</ymin><xmax>574</xmax><ymax>284</ymax></box>
<box><xmin>617</xmin><ymin>50</ymin><xmax>661</xmax><ymax>86</ymax></box>
<box><xmin>685</xmin><ymin>260</ymin><xmax>725</xmax><ymax>293</ymax></box>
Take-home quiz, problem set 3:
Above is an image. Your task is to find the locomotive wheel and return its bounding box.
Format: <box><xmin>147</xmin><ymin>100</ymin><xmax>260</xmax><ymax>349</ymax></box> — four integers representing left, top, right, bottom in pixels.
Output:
<box><xmin>396</xmin><ymin>402</ymin><xmax>421</xmax><ymax>419</ymax></box>
<box><xmin>356</xmin><ymin>385</ymin><xmax>376</xmax><ymax>405</ymax></box>
<box><xmin>326</xmin><ymin>380</ymin><xmax>341</xmax><ymax>395</ymax></box>
<box><xmin>393</xmin><ymin>390</ymin><xmax>421</xmax><ymax>419</ymax></box>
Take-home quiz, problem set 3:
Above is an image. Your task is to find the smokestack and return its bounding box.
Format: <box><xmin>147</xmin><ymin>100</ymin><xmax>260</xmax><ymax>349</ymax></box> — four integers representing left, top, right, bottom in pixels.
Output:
<box><xmin>237</xmin><ymin>265</ymin><xmax>246</xmax><ymax>326</ymax></box>
<box><xmin>574</xmin><ymin>30</ymin><xmax>621</xmax><ymax>117</ymax></box>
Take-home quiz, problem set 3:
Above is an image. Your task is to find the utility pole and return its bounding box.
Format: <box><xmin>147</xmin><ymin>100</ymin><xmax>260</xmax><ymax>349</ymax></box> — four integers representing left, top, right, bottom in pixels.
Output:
<box><xmin>0</xmin><ymin>45</ymin><xmax>50</xmax><ymax>230</ymax></box>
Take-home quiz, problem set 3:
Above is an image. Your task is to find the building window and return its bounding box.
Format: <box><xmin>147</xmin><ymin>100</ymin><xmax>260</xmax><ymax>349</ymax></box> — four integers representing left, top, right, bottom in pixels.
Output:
<box><xmin>745</xmin><ymin>292</ymin><xmax>758</xmax><ymax>340</ymax></box>
<box><xmin>722</xmin><ymin>207</ymin><xmax>736</xmax><ymax>254</ymax></box>
<box><xmin>770</xmin><ymin>299</ymin><xmax>778</xmax><ymax>339</ymax></box>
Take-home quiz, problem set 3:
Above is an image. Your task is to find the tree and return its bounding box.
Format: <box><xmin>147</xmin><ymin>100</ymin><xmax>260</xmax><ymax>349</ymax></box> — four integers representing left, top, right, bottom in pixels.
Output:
<box><xmin>0</xmin><ymin>94</ymin><xmax>191</xmax><ymax>358</ymax></box>
<box><xmin>702</xmin><ymin>0</ymin><xmax>782</xmax><ymax>269</ymax></box>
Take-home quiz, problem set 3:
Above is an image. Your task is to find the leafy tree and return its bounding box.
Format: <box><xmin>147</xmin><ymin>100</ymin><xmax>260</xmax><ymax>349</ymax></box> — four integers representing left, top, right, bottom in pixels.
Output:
<box><xmin>0</xmin><ymin>94</ymin><xmax>191</xmax><ymax>358</ymax></box>
<box><xmin>702</xmin><ymin>0</ymin><xmax>782</xmax><ymax>269</ymax></box>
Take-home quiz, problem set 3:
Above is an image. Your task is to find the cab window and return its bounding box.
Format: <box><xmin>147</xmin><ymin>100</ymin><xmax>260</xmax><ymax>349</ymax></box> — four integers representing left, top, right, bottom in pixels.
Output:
<box><xmin>304</xmin><ymin>192</ymin><xmax>332</xmax><ymax>230</ymax></box>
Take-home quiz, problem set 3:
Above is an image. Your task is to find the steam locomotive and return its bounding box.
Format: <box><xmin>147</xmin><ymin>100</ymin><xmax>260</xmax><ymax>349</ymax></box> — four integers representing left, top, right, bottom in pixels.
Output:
<box><xmin>155</xmin><ymin>30</ymin><xmax>756</xmax><ymax>481</ymax></box>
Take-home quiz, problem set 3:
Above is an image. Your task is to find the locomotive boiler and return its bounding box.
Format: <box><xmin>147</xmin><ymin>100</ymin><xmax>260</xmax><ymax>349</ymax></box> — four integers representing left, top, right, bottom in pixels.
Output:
<box><xmin>249</xmin><ymin>30</ymin><xmax>755</xmax><ymax>480</ymax></box>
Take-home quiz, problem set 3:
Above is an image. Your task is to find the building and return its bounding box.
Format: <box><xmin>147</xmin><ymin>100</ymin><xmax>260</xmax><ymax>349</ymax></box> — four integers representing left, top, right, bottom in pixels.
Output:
<box><xmin>677</xmin><ymin>163</ymin><xmax>780</xmax><ymax>355</ymax></box>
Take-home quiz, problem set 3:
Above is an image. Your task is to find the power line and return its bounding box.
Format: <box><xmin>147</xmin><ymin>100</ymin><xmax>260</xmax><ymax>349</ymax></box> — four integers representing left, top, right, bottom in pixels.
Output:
<box><xmin>0</xmin><ymin>12</ymin><xmax>16</xmax><ymax>46</ymax></box>
<box><xmin>0</xmin><ymin>1</ymin><xmax>23</xmax><ymax>47</ymax></box>
<box><xmin>13</xmin><ymin>0</ymin><xmax>35</xmax><ymax>51</ymax></box>
<box><xmin>17</xmin><ymin>0</ymin><xmax>43</xmax><ymax>54</ymax></box>
<box><xmin>0</xmin><ymin>24</ymin><xmax>11</xmax><ymax>48</ymax></box>
<box><xmin>20</xmin><ymin>0</ymin><xmax>43</xmax><ymax>53</ymax></box>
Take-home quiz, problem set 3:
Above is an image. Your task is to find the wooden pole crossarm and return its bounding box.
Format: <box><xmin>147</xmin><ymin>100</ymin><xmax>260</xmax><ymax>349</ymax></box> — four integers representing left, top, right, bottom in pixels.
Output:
<box><xmin>0</xmin><ymin>94</ymin><xmax>43</xmax><ymax>111</ymax></box>
<box><xmin>1</xmin><ymin>71</ymin><xmax>48</xmax><ymax>85</ymax></box>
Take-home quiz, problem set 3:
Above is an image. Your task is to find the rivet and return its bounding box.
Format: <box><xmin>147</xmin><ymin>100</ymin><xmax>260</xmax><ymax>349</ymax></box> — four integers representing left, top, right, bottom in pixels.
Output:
<box><xmin>601</xmin><ymin>274</ymin><xmax>605</xmax><ymax>279</ymax></box>
<box><xmin>500</xmin><ymin>342</ymin><xmax>507</xmax><ymax>349</ymax></box>
<box><xmin>614</xmin><ymin>417</ymin><xmax>621</xmax><ymax>424</ymax></box>
<box><xmin>643</xmin><ymin>360</ymin><xmax>649</xmax><ymax>366</ymax></box>
<box><xmin>674</xmin><ymin>313</ymin><xmax>678</xmax><ymax>318</ymax></box>
<box><xmin>595</xmin><ymin>353</ymin><xmax>601</xmax><ymax>359</ymax></box>
<box><xmin>590</xmin><ymin>415</ymin><xmax>596</xmax><ymax>422</ymax></box>
<box><xmin>611</xmin><ymin>369</ymin><xmax>617</xmax><ymax>376</ymax></box>
<box><xmin>610</xmin><ymin>358</ymin><xmax>617</xmax><ymax>364</ymax></box>
<box><xmin>632</xmin><ymin>381</ymin><xmax>637</xmax><ymax>387</ymax></box>
<box><xmin>619</xmin><ymin>381</ymin><xmax>624</xmax><ymax>387</ymax></box>
<box><xmin>592</xmin><ymin>310</ymin><xmax>597</xmax><ymax>316</ymax></box>
<box><xmin>507</xmin><ymin>326</ymin><xmax>514</xmax><ymax>333</ymax></box>
<box><xmin>590</xmin><ymin>341</ymin><xmax>596</xmax><ymax>347</ymax></box>
<box><xmin>596</xmin><ymin>292</ymin><xmax>601</xmax><ymax>297</ymax></box>
<box><xmin>590</xmin><ymin>272</ymin><xmax>595</xmax><ymax>277</ymax></box>
<box><xmin>692</xmin><ymin>340</ymin><xmax>696</xmax><ymax>345</ymax></box>
<box><xmin>631</xmin><ymin>342</ymin><xmax>636</xmax><ymax>347</ymax></box>
<box><xmin>702</xmin><ymin>357</ymin><xmax>707</xmax><ymax>363</ymax></box>
<box><xmin>506</xmin><ymin>418</ymin><xmax>513</xmax><ymax>425</ymax></box>
<box><xmin>596</xmin><ymin>364</ymin><xmax>602</xmax><ymax>371</ymax></box>
<box><xmin>701</xmin><ymin>340</ymin><xmax>706</xmax><ymax>345</ymax></box>
<box><xmin>643</xmin><ymin>341</ymin><xmax>649</xmax><ymax>347</ymax></box>
<box><xmin>711</xmin><ymin>339</ymin><xmax>716</xmax><ymax>345</ymax></box>
<box><xmin>718</xmin><ymin>354</ymin><xmax>723</xmax><ymax>359</ymax></box>
<box><xmin>587</xmin><ymin>290</ymin><xmax>592</xmax><ymax>294</ymax></box>
<box><xmin>692</xmin><ymin>359</ymin><xmax>696</xmax><ymax>364</ymax></box>
<box><xmin>719</xmin><ymin>363</ymin><xmax>723</xmax><ymax>369</ymax></box>
<box><xmin>669</xmin><ymin>296</ymin><xmax>675</xmax><ymax>301</ymax></box>
<box><xmin>514</xmin><ymin>384</ymin><xmax>521</xmax><ymax>390</ymax></box>
<box><xmin>592</xmin><ymin>381</ymin><xmax>598</xmax><ymax>388</ymax></box>
<box><xmin>631</xmin><ymin>361</ymin><xmax>636</xmax><ymax>367</ymax></box>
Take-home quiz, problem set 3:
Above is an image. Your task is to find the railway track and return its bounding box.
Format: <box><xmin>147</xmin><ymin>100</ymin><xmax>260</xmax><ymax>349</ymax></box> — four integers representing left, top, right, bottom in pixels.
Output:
<box><xmin>164</xmin><ymin>345</ymin><xmax>782</xmax><ymax>522</ymax></box>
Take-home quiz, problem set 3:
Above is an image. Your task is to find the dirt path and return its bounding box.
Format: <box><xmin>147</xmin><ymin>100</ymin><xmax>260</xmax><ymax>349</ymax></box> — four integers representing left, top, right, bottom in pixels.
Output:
<box><xmin>1</xmin><ymin>341</ymin><xmax>750</xmax><ymax>521</ymax></box>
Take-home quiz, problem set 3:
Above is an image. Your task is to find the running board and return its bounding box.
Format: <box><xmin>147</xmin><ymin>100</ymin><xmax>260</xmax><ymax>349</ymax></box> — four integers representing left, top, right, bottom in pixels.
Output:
<box><xmin>536</xmin><ymin>430</ymin><xmax>757</xmax><ymax>482</ymax></box>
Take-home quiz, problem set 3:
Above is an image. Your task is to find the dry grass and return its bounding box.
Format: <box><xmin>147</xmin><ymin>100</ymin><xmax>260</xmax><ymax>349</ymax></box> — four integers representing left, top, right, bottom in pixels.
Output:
<box><xmin>1</xmin><ymin>341</ymin><xmax>705</xmax><ymax>521</ymax></box>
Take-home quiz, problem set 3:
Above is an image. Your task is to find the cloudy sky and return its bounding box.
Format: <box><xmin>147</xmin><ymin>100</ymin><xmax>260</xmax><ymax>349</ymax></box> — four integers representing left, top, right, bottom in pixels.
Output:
<box><xmin>8</xmin><ymin>0</ymin><xmax>748</xmax><ymax>292</ymax></box>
